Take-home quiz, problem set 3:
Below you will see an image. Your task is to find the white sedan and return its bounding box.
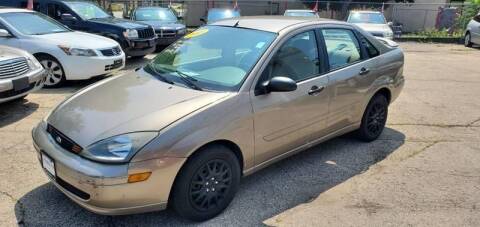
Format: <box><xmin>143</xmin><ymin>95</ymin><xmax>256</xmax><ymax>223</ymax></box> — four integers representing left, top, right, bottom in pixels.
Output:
<box><xmin>0</xmin><ymin>8</ymin><xmax>125</xmax><ymax>87</ymax></box>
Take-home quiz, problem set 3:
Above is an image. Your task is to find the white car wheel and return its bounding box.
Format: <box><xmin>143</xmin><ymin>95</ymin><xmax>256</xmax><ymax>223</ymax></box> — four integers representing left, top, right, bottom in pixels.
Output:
<box><xmin>465</xmin><ymin>33</ymin><xmax>473</xmax><ymax>47</ymax></box>
<box><xmin>40</xmin><ymin>59</ymin><xmax>65</xmax><ymax>87</ymax></box>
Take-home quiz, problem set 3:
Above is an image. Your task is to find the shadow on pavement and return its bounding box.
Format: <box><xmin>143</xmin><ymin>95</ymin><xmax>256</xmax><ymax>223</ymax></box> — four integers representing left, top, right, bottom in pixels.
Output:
<box><xmin>0</xmin><ymin>98</ymin><xmax>39</xmax><ymax>128</ymax></box>
<box><xmin>15</xmin><ymin>128</ymin><xmax>405</xmax><ymax>226</ymax></box>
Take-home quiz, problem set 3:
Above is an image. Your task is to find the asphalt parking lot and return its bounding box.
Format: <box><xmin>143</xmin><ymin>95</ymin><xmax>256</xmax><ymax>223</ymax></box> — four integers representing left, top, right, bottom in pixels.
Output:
<box><xmin>1</xmin><ymin>43</ymin><xmax>479</xmax><ymax>226</ymax></box>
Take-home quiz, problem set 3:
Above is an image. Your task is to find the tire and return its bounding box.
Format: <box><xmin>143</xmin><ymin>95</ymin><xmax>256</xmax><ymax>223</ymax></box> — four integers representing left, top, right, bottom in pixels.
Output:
<box><xmin>36</xmin><ymin>55</ymin><xmax>66</xmax><ymax>88</ymax></box>
<box><xmin>170</xmin><ymin>145</ymin><xmax>241</xmax><ymax>221</ymax></box>
<box><xmin>356</xmin><ymin>94</ymin><xmax>389</xmax><ymax>142</ymax></box>
<box><xmin>465</xmin><ymin>32</ymin><xmax>473</xmax><ymax>47</ymax></box>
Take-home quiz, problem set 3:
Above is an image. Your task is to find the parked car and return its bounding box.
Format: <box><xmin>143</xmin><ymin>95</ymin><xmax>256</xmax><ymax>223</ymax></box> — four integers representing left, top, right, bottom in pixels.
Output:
<box><xmin>128</xmin><ymin>7</ymin><xmax>186</xmax><ymax>47</ymax></box>
<box><xmin>201</xmin><ymin>8</ymin><xmax>240</xmax><ymax>24</ymax></box>
<box><xmin>347</xmin><ymin>10</ymin><xmax>394</xmax><ymax>39</ymax></box>
<box><xmin>0</xmin><ymin>8</ymin><xmax>125</xmax><ymax>87</ymax></box>
<box><xmin>1</xmin><ymin>0</ymin><xmax>156</xmax><ymax>57</ymax></box>
<box><xmin>284</xmin><ymin>9</ymin><xmax>319</xmax><ymax>18</ymax></box>
<box><xmin>0</xmin><ymin>45</ymin><xmax>45</xmax><ymax>103</ymax></box>
<box><xmin>464</xmin><ymin>13</ymin><xmax>480</xmax><ymax>47</ymax></box>
<box><xmin>32</xmin><ymin>16</ymin><xmax>404</xmax><ymax>221</ymax></box>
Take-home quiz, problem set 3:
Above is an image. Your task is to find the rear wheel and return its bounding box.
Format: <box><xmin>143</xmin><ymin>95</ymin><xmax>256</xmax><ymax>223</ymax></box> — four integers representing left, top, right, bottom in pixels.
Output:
<box><xmin>37</xmin><ymin>55</ymin><xmax>65</xmax><ymax>88</ymax></box>
<box><xmin>465</xmin><ymin>32</ymin><xmax>473</xmax><ymax>47</ymax></box>
<box><xmin>170</xmin><ymin>145</ymin><xmax>241</xmax><ymax>221</ymax></box>
<box><xmin>356</xmin><ymin>94</ymin><xmax>388</xmax><ymax>142</ymax></box>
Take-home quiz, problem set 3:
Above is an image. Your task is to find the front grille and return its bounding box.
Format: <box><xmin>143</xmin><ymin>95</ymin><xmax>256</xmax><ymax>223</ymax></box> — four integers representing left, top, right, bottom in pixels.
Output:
<box><xmin>0</xmin><ymin>57</ymin><xmax>30</xmax><ymax>79</ymax></box>
<box><xmin>100</xmin><ymin>46</ymin><xmax>122</xmax><ymax>57</ymax></box>
<box><xmin>46</xmin><ymin>124</ymin><xmax>83</xmax><ymax>154</ymax></box>
<box><xmin>156</xmin><ymin>29</ymin><xmax>176</xmax><ymax>38</ymax></box>
<box><xmin>0</xmin><ymin>82</ymin><xmax>34</xmax><ymax>98</ymax></box>
<box><xmin>56</xmin><ymin>177</ymin><xmax>91</xmax><ymax>200</ymax></box>
<box><xmin>137</xmin><ymin>28</ymin><xmax>155</xmax><ymax>39</ymax></box>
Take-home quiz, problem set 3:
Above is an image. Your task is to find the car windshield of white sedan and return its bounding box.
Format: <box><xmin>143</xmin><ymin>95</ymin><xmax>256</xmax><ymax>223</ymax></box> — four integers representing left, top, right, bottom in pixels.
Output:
<box><xmin>65</xmin><ymin>2</ymin><xmax>111</xmax><ymax>20</ymax></box>
<box><xmin>146</xmin><ymin>26</ymin><xmax>276</xmax><ymax>91</ymax></box>
<box><xmin>0</xmin><ymin>12</ymin><xmax>69</xmax><ymax>35</ymax></box>
<box><xmin>348</xmin><ymin>12</ymin><xmax>386</xmax><ymax>24</ymax></box>
<box><xmin>135</xmin><ymin>8</ymin><xmax>177</xmax><ymax>22</ymax></box>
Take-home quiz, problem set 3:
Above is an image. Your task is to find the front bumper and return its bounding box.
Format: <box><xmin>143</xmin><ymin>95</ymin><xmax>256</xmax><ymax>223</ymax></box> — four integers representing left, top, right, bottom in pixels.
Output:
<box><xmin>123</xmin><ymin>38</ymin><xmax>157</xmax><ymax>57</ymax></box>
<box><xmin>0</xmin><ymin>68</ymin><xmax>46</xmax><ymax>103</ymax></box>
<box><xmin>32</xmin><ymin>122</ymin><xmax>186</xmax><ymax>215</ymax></box>
<box><xmin>61</xmin><ymin>53</ymin><xmax>126</xmax><ymax>81</ymax></box>
<box><xmin>156</xmin><ymin>36</ymin><xmax>181</xmax><ymax>46</ymax></box>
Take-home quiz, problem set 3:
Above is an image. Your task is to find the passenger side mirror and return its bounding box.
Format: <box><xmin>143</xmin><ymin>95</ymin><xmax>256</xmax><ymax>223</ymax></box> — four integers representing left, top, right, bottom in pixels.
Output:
<box><xmin>256</xmin><ymin>76</ymin><xmax>297</xmax><ymax>95</ymax></box>
<box><xmin>61</xmin><ymin>13</ymin><xmax>77</xmax><ymax>21</ymax></box>
<box><xmin>0</xmin><ymin>29</ymin><xmax>12</xmax><ymax>38</ymax></box>
<box><xmin>200</xmin><ymin>18</ymin><xmax>206</xmax><ymax>23</ymax></box>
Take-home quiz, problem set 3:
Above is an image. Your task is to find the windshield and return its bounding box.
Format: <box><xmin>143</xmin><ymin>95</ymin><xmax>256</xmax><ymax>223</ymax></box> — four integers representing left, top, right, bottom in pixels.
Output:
<box><xmin>0</xmin><ymin>12</ymin><xmax>69</xmax><ymax>35</ymax></box>
<box><xmin>145</xmin><ymin>26</ymin><xmax>276</xmax><ymax>92</ymax></box>
<box><xmin>65</xmin><ymin>2</ymin><xmax>111</xmax><ymax>20</ymax></box>
<box><xmin>207</xmin><ymin>10</ymin><xmax>240</xmax><ymax>23</ymax></box>
<box><xmin>348</xmin><ymin>12</ymin><xmax>386</xmax><ymax>24</ymax></box>
<box><xmin>135</xmin><ymin>8</ymin><xmax>177</xmax><ymax>22</ymax></box>
<box><xmin>284</xmin><ymin>11</ymin><xmax>317</xmax><ymax>17</ymax></box>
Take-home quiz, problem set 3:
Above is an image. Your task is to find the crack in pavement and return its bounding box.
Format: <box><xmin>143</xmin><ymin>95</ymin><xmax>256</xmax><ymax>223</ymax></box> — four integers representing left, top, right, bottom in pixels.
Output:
<box><xmin>0</xmin><ymin>190</ymin><xmax>25</xmax><ymax>226</ymax></box>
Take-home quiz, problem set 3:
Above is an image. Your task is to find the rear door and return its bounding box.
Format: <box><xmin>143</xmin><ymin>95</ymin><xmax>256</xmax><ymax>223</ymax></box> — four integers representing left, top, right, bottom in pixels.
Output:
<box><xmin>251</xmin><ymin>30</ymin><xmax>330</xmax><ymax>165</ymax></box>
<box><xmin>320</xmin><ymin>26</ymin><xmax>379</xmax><ymax>132</ymax></box>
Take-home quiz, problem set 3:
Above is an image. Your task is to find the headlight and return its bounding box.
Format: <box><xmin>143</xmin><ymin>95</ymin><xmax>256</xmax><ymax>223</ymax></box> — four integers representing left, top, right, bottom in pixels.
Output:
<box><xmin>81</xmin><ymin>132</ymin><xmax>158</xmax><ymax>163</ymax></box>
<box><xmin>123</xmin><ymin>29</ymin><xmax>139</xmax><ymax>39</ymax></box>
<box><xmin>384</xmin><ymin>30</ymin><xmax>394</xmax><ymax>38</ymax></box>
<box><xmin>26</xmin><ymin>56</ymin><xmax>42</xmax><ymax>69</ymax></box>
<box><xmin>58</xmin><ymin>45</ymin><xmax>97</xmax><ymax>57</ymax></box>
<box><xmin>177</xmin><ymin>28</ymin><xmax>186</xmax><ymax>35</ymax></box>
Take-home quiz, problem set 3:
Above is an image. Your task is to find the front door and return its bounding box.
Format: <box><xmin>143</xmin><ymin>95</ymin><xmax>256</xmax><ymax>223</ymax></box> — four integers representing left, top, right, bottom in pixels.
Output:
<box><xmin>251</xmin><ymin>30</ymin><xmax>330</xmax><ymax>165</ymax></box>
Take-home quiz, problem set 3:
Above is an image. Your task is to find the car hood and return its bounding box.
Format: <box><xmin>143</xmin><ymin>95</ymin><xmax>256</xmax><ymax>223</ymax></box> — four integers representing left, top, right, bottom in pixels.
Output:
<box><xmin>0</xmin><ymin>45</ymin><xmax>27</xmax><ymax>61</ymax></box>
<box><xmin>47</xmin><ymin>70</ymin><xmax>229</xmax><ymax>147</ymax></box>
<box><xmin>87</xmin><ymin>17</ymin><xmax>150</xmax><ymax>29</ymax></box>
<box><xmin>37</xmin><ymin>31</ymin><xmax>118</xmax><ymax>49</ymax></box>
<box><xmin>354</xmin><ymin>23</ymin><xmax>392</xmax><ymax>33</ymax></box>
<box><xmin>139</xmin><ymin>21</ymin><xmax>185</xmax><ymax>30</ymax></box>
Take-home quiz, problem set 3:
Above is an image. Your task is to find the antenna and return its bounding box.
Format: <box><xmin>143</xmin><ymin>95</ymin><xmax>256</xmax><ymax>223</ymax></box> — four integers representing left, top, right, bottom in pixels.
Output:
<box><xmin>233</xmin><ymin>20</ymin><xmax>240</xmax><ymax>27</ymax></box>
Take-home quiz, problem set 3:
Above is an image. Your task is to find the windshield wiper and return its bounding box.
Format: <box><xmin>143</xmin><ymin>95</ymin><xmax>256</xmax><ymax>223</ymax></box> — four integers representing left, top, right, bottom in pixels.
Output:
<box><xmin>146</xmin><ymin>65</ymin><xmax>175</xmax><ymax>85</ymax></box>
<box><xmin>173</xmin><ymin>70</ymin><xmax>203</xmax><ymax>91</ymax></box>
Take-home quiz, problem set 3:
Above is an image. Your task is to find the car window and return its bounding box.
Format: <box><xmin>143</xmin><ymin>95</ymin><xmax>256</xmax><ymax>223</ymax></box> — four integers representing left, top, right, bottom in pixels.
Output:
<box><xmin>348</xmin><ymin>12</ymin><xmax>386</xmax><ymax>24</ymax></box>
<box><xmin>47</xmin><ymin>3</ymin><xmax>69</xmax><ymax>20</ymax></box>
<box><xmin>147</xmin><ymin>26</ymin><xmax>276</xmax><ymax>92</ymax></box>
<box><xmin>135</xmin><ymin>8</ymin><xmax>177</xmax><ymax>22</ymax></box>
<box><xmin>358</xmin><ymin>34</ymin><xmax>379</xmax><ymax>58</ymax></box>
<box><xmin>260</xmin><ymin>31</ymin><xmax>319</xmax><ymax>83</ymax></box>
<box><xmin>0</xmin><ymin>12</ymin><xmax>70</xmax><ymax>35</ymax></box>
<box><xmin>322</xmin><ymin>29</ymin><xmax>361</xmax><ymax>70</ymax></box>
<box><xmin>474</xmin><ymin>15</ymin><xmax>480</xmax><ymax>23</ymax></box>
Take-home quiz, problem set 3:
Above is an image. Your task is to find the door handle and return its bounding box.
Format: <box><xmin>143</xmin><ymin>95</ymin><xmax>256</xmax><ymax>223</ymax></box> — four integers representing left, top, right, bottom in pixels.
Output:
<box><xmin>308</xmin><ymin>85</ymin><xmax>325</xmax><ymax>96</ymax></box>
<box><xmin>359</xmin><ymin>67</ymin><xmax>370</xmax><ymax>75</ymax></box>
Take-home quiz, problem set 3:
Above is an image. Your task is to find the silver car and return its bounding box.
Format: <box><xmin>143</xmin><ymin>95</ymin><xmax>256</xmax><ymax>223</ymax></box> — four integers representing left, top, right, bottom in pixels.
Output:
<box><xmin>465</xmin><ymin>13</ymin><xmax>480</xmax><ymax>47</ymax></box>
<box><xmin>347</xmin><ymin>10</ymin><xmax>394</xmax><ymax>39</ymax></box>
<box><xmin>32</xmin><ymin>16</ymin><xmax>404</xmax><ymax>221</ymax></box>
<box><xmin>0</xmin><ymin>44</ymin><xmax>45</xmax><ymax>103</ymax></box>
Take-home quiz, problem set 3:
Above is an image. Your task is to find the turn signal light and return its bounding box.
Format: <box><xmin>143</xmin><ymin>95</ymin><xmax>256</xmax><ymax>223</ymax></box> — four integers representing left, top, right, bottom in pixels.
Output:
<box><xmin>128</xmin><ymin>172</ymin><xmax>152</xmax><ymax>183</ymax></box>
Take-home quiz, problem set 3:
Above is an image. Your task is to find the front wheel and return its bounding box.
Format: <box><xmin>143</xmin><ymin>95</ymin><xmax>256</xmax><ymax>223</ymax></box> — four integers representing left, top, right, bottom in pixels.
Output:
<box><xmin>170</xmin><ymin>145</ymin><xmax>241</xmax><ymax>221</ymax></box>
<box><xmin>37</xmin><ymin>55</ymin><xmax>65</xmax><ymax>88</ymax></box>
<box><xmin>465</xmin><ymin>32</ymin><xmax>473</xmax><ymax>47</ymax></box>
<box><xmin>356</xmin><ymin>94</ymin><xmax>388</xmax><ymax>142</ymax></box>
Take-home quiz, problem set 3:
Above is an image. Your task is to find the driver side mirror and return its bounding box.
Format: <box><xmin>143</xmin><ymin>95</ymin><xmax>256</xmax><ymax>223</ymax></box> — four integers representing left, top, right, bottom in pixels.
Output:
<box><xmin>256</xmin><ymin>76</ymin><xmax>297</xmax><ymax>96</ymax></box>
<box><xmin>61</xmin><ymin>13</ymin><xmax>77</xmax><ymax>21</ymax></box>
<box><xmin>387</xmin><ymin>21</ymin><xmax>393</xmax><ymax>26</ymax></box>
<box><xmin>200</xmin><ymin>18</ymin><xmax>206</xmax><ymax>23</ymax></box>
<box><xmin>0</xmin><ymin>29</ymin><xmax>12</xmax><ymax>38</ymax></box>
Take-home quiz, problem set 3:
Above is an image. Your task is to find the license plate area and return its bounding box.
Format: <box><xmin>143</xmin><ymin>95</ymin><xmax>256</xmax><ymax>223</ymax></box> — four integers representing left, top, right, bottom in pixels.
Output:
<box><xmin>12</xmin><ymin>77</ymin><xmax>29</xmax><ymax>91</ymax></box>
<box><xmin>41</xmin><ymin>153</ymin><xmax>56</xmax><ymax>178</ymax></box>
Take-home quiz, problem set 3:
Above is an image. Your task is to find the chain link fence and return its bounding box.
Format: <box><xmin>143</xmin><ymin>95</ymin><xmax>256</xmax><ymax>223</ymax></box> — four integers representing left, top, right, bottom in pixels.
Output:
<box><xmin>97</xmin><ymin>0</ymin><xmax>478</xmax><ymax>34</ymax></box>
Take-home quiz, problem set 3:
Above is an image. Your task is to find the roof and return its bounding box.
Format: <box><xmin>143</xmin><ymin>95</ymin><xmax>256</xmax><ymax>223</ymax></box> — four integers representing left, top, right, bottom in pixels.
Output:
<box><xmin>211</xmin><ymin>16</ymin><xmax>338</xmax><ymax>33</ymax></box>
<box><xmin>0</xmin><ymin>8</ymin><xmax>32</xmax><ymax>14</ymax></box>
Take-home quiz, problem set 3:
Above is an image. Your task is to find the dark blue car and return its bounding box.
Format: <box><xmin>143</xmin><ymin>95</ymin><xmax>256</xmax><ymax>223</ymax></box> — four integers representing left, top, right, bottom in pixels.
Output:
<box><xmin>2</xmin><ymin>0</ymin><xmax>157</xmax><ymax>57</ymax></box>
